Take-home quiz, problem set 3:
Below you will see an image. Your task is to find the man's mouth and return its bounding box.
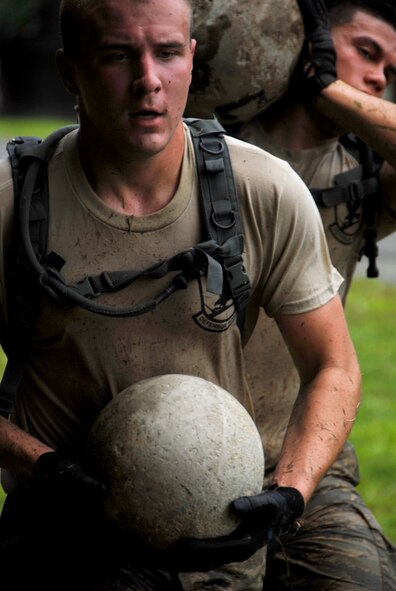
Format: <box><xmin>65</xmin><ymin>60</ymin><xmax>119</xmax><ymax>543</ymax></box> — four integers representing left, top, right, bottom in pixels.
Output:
<box><xmin>131</xmin><ymin>110</ymin><xmax>163</xmax><ymax>119</ymax></box>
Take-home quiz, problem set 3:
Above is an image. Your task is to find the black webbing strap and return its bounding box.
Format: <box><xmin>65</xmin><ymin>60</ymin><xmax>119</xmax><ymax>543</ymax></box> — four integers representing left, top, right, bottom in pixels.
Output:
<box><xmin>0</xmin><ymin>138</ymin><xmax>42</xmax><ymax>416</ymax></box>
<box><xmin>356</xmin><ymin>139</ymin><xmax>383</xmax><ymax>278</ymax></box>
<box><xmin>0</xmin><ymin>128</ymin><xmax>78</xmax><ymax>417</ymax></box>
<box><xmin>185</xmin><ymin>118</ymin><xmax>250</xmax><ymax>312</ymax></box>
<box><xmin>310</xmin><ymin>167</ymin><xmax>379</xmax><ymax>209</ymax></box>
<box><xmin>309</xmin><ymin>133</ymin><xmax>383</xmax><ymax>278</ymax></box>
<box><xmin>37</xmin><ymin>236</ymin><xmax>244</xmax><ymax>317</ymax></box>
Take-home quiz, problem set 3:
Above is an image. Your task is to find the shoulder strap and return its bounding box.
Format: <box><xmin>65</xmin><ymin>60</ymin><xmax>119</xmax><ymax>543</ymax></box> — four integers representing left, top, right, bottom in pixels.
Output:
<box><xmin>0</xmin><ymin>136</ymin><xmax>42</xmax><ymax>416</ymax></box>
<box><xmin>310</xmin><ymin>133</ymin><xmax>383</xmax><ymax>278</ymax></box>
<box><xmin>0</xmin><ymin>126</ymin><xmax>78</xmax><ymax>417</ymax></box>
<box><xmin>185</xmin><ymin>118</ymin><xmax>250</xmax><ymax>313</ymax></box>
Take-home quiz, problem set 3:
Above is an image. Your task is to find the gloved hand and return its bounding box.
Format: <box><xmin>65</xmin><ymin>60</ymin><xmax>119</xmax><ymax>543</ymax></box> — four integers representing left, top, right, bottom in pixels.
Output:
<box><xmin>33</xmin><ymin>451</ymin><xmax>106</xmax><ymax>524</ymax></box>
<box><xmin>294</xmin><ymin>0</ymin><xmax>337</xmax><ymax>100</ymax></box>
<box><xmin>233</xmin><ymin>486</ymin><xmax>305</xmax><ymax>539</ymax></box>
<box><xmin>167</xmin><ymin>486</ymin><xmax>305</xmax><ymax>572</ymax></box>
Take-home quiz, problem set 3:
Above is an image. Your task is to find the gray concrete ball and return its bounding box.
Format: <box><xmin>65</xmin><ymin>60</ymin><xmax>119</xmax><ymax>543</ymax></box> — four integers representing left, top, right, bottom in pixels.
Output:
<box><xmin>85</xmin><ymin>374</ymin><xmax>265</xmax><ymax>550</ymax></box>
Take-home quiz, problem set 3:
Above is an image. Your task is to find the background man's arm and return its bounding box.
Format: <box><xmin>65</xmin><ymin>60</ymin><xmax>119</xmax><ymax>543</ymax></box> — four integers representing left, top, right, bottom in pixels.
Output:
<box><xmin>295</xmin><ymin>0</ymin><xmax>396</xmax><ymax>203</ymax></box>
<box><xmin>274</xmin><ymin>293</ymin><xmax>361</xmax><ymax>503</ymax></box>
<box><xmin>317</xmin><ymin>80</ymin><xmax>396</xmax><ymax>200</ymax></box>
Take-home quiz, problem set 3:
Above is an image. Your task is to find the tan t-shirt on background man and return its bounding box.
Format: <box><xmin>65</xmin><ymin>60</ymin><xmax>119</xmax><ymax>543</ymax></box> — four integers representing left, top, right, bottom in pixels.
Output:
<box><xmin>238</xmin><ymin>118</ymin><xmax>396</xmax><ymax>479</ymax></box>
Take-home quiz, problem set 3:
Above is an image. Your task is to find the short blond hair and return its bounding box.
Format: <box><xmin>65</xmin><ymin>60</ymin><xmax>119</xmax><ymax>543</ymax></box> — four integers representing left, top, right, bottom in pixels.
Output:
<box><xmin>59</xmin><ymin>0</ymin><xmax>193</xmax><ymax>59</ymax></box>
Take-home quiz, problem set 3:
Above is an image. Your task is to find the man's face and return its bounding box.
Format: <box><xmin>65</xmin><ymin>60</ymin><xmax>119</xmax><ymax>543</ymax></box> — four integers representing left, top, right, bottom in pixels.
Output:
<box><xmin>331</xmin><ymin>10</ymin><xmax>396</xmax><ymax>98</ymax></box>
<box><xmin>65</xmin><ymin>0</ymin><xmax>195</xmax><ymax>158</ymax></box>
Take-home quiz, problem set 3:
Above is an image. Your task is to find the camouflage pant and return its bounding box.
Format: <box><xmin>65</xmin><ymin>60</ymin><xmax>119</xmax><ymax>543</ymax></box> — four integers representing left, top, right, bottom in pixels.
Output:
<box><xmin>178</xmin><ymin>549</ymin><xmax>266</xmax><ymax>591</ymax></box>
<box><xmin>180</xmin><ymin>473</ymin><xmax>396</xmax><ymax>591</ymax></box>
<box><xmin>264</xmin><ymin>475</ymin><xmax>396</xmax><ymax>590</ymax></box>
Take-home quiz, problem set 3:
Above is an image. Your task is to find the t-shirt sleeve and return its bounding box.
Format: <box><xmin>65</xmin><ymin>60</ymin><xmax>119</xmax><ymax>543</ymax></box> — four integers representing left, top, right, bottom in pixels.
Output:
<box><xmin>227</xmin><ymin>137</ymin><xmax>343</xmax><ymax>318</ymax></box>
<box><xmin>263</xmin><ymin>165</ymin><xmax>343</xmax><ymax>317</ymax></box>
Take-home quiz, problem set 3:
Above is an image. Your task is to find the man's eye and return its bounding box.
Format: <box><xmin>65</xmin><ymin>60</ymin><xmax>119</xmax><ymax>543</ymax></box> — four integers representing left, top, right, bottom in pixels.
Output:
<box><xmin>105</xmin><ymin>53</ymin><xmax>129</xmax><ymax>62</ymax></box>
<box><xmin>158</xmin><ymin>50</ymin><xmax>179</xmax><ymax>59</ymax></box>
<box><xmin>358</xmin><ymin>47</ymin><xmax>373</xmax><ymax>61</ymax></box>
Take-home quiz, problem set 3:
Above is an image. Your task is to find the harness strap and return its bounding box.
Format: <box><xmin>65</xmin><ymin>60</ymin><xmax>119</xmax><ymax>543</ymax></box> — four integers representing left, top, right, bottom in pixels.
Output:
<box><xmin>37</xmin><ymin>236</ymin><xmax>243</xmax><ymax>318</ymax></box>
<box><xmin>310</xmin><ymin>168</ymin><xmax>379</xmax><ymax>208</ymax></box>
<box><xmin>69</xmin><ymin>237</ymin><xmax>241</xmax><ymax>298</ymax></box>
<box><xmin>310</xmin><ymin>133</ymin><xmax>382</xmax><ymax>278</ymax></box>
<box><xmin>1</xmin><ymin>135</ymin><xmax>52</xmax><ymax>416</ymax></box>
<box><xmin>186</xmin><ymin>118</ymin><xmax>250</xmax><ymax>312</ymax></box>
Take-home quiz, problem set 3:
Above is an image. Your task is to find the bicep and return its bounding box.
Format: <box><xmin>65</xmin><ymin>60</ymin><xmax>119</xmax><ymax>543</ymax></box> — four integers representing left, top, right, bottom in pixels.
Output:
<box><xmin>274</xmin><ymin>294</ymin><xmax>359</xmax><ymax>385</ymax></box>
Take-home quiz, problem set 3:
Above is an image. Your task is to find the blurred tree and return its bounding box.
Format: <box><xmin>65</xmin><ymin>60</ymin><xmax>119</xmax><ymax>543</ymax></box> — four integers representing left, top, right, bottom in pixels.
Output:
<box><xmin>0</xmin><ymin>0</ymin><xmax>45</xmax><ymax>39</ymax></box>
<box><xmin>0</xmin><ymin>0</ymin><xmax>74</xmax><ymax>117</ymax></box>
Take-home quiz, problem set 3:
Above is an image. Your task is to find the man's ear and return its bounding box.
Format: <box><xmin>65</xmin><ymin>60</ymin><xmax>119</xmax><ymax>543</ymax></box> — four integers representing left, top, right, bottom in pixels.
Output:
<box><xmin>190</xmin><ymin>38</ymin><xmax>196</xmax><ymax>64</ymax></box>
<box><xmin>56</xmin><ymin>48</ymin><xmax>80</xmax><ymax>96</ymax></box>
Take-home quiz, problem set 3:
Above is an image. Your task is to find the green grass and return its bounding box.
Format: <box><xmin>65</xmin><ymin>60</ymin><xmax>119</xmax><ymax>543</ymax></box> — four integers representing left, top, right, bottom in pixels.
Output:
<box><xmin>0</xmin><ymin>118</ymin><xmax>395</xmax><ymax>543</ymax></box>
<box><xmin>345</xmin><ymin>278</ymin><xmax>396</xmax><ymax>543</ymax></box>
<box><xmin>0</xmin><ymin>116</ymin><xmax>74</xmax><ymax>140</ymax></box>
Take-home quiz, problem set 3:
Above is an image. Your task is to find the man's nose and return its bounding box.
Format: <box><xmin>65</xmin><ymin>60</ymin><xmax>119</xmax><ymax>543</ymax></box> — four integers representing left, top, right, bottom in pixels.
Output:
<box><xmin>365</xmin><ymin>66</ymin><xmax>387</xmax><ymax>97</ymax></box>
<box><xmin>130</xmin><ymin>55</ymin><xmax>161</xmax><ymax>95</ymax></box>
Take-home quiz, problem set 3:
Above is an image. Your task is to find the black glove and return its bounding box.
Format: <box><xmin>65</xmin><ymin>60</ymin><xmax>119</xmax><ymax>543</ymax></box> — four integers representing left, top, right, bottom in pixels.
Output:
<box><xmin>233</xmin><ymin>486</ymin><xmax>305</xmax><ymax>539</ymax></box>
<box><xmin>167</xmin><ymin>486</ymin><xmax>305</xmax><ymax>572</ymax></box>
<box><xmin>33</xmin><ymin>451</ymin><xmax>106</xmax><ymax>525</ymax></box>
<box><xmin>294</xmin><ymin>0</ymin><xmax>337</xmax><ymax>100</ymax></box>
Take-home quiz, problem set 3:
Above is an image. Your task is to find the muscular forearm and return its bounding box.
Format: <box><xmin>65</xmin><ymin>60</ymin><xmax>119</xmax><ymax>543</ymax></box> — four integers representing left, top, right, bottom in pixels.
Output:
<box><xmin>317</xmin><ymin>79</ymin><xmax>396</xmax><ymax>168</ymax></box>
<box><xmin>274</xmin><ymin>295</ymin><xmax>362</xmax><ymax>504</ymax></box>
<box><xmin>0</xmin><ymin>415</ymin><xmax>53</xmax><ymax>479</ymax></box>
<box><xmin>273</xmin><ymin>365</ymin><xmax>361</xmax><ymax>503</ymax></box>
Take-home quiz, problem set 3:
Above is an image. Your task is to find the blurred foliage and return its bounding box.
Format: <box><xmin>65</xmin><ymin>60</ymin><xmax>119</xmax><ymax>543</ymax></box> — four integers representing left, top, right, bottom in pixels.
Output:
<box><xmin>0</xmin><ymin>0</ymin><xmax>49</xmax><ymax>39</ymax></box>
<box><xmin>0</xmin><ymin>1</ymin><xmax>70</xmax><ymax>117</ymax></box>
<box><xmin>0</xmin><ymin>116</ymin><xmax>74</xmax><ymax>138</ymax></box>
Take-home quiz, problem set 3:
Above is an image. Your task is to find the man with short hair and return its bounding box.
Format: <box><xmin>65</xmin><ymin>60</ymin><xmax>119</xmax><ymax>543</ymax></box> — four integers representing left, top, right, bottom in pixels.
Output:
<box><xmin>237</xmin><ymin>0</ymin><xmax>396</xmax><ymax>588</ymax></box>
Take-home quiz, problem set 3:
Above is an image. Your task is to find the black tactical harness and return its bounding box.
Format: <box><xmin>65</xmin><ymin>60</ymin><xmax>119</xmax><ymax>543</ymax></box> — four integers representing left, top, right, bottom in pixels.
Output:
<box><xmin>0</xmin><ymin>118</ymin><xmax>250</xmax><ymax>417</ymax></box>
<box><xmin>310</xmin><ymin>133</ymin><xmax>384</xmax><ymax>279</ymax></box>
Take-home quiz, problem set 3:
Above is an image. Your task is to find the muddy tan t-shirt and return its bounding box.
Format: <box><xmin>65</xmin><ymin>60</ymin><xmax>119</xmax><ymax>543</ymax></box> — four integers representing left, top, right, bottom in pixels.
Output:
<box><xmin>0</xmin><ymin>125</ymin><xmax>341</xmax><ymax>474</ymax></box>
<box><xmin>238</xmin><ymin>118</ymin><xmax>396</xmax><ymax>477</ymax></box>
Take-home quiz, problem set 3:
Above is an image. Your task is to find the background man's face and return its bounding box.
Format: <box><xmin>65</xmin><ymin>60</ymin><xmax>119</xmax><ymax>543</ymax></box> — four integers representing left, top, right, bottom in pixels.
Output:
<box><xmin>331</xmin><ymin>10</ymin><xmax>396</xmax><ymax>98</ymax></box>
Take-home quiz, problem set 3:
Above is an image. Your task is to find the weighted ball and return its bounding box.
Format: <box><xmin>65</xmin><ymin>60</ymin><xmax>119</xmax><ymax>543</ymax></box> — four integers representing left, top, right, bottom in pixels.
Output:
<box><xmin>85</xmin><ymin>374</ymin><xmax>264</xmax><ymax>550</ymax></box>
<box><xmin>186</xmin><ymin>0</ymin><xmax>304</xmax><ymax>124</ymax></box>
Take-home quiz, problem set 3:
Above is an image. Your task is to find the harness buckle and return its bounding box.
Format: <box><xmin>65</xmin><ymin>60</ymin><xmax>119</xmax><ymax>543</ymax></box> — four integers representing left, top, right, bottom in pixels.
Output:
<box><xmin>74</xmin><ymin>271</ymin><xmax>115</xmax><ymax>298</ymax></box>
<box><xmin>347</xmin><ymin>180</ymin><xmax>365</xmax><ymax>209</ymax></box>
<box><xmin>224</xmin><ymin>258</ymin><xmax>250</xmax><ymax>310</ymax></box>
